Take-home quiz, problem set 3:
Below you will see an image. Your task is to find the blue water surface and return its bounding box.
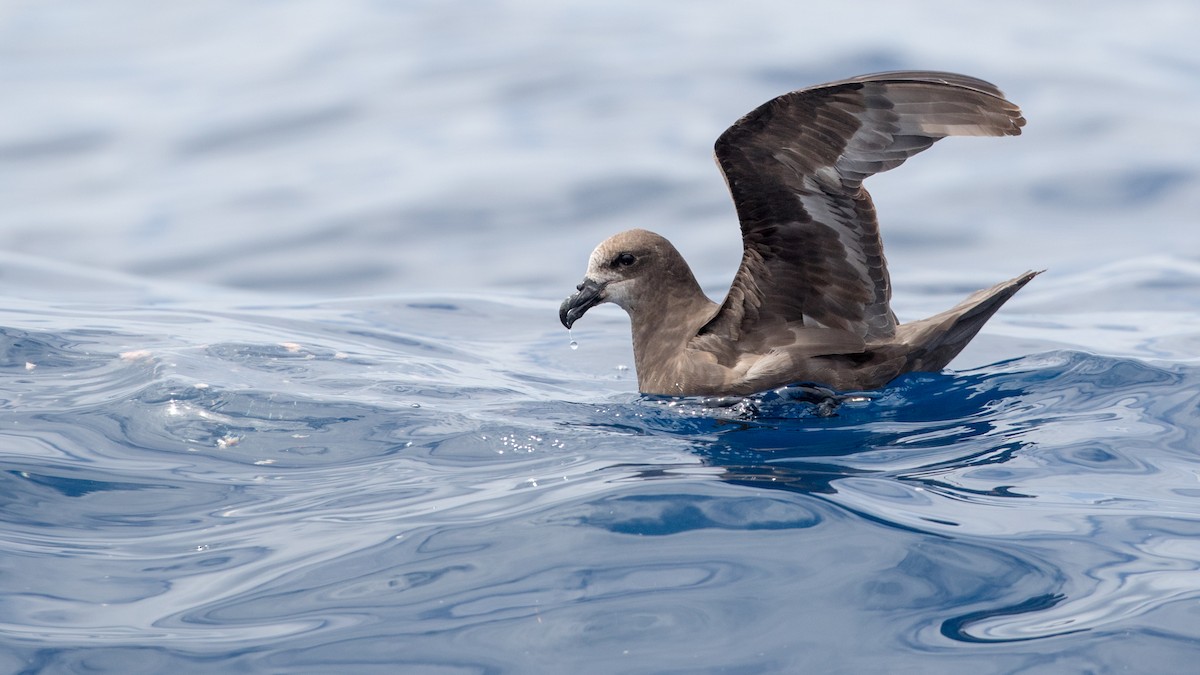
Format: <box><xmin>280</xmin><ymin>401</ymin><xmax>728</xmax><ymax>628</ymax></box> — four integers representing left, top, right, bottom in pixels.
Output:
<box><xmin>2</xmin><ymin>262</ymin><xmax>1199</xmax><ymax>673</ymax></box>
<box><xmin>3</xmin><ymin>1</ymin><xmax>1200</xmax><ymax>673</ymax></box>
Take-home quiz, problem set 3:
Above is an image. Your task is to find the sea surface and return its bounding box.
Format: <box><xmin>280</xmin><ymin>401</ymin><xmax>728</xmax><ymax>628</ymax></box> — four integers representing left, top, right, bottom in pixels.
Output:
<box><xmin>2</xmin><ymin>1</ymin><xmax>1200</xmax><ymax>673</ymax></box>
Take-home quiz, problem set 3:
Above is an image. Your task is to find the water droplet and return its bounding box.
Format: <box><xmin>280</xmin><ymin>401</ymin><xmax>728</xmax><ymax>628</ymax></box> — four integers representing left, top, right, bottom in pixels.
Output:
<box><xmin>568</xmin><ymin>329</ymin><xmax>578</xmax><ymax>350</ymax></box>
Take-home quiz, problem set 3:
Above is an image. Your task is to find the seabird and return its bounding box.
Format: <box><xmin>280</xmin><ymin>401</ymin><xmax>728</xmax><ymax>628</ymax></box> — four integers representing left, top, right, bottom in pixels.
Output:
<box><xmin>559</xmin><ymin>71</ymin><xmax>1037</xmax><ymax>396</ymax></box>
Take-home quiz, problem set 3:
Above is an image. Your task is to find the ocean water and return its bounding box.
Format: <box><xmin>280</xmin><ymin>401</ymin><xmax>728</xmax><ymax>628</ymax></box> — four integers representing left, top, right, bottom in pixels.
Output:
<box><xmin>3</xmin><ymin>1</ymin><xmax>1200</xmax><ymax>673</ymax></box>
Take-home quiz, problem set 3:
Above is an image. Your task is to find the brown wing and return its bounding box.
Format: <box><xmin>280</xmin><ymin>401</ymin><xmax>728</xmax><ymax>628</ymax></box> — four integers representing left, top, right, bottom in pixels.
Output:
<box><xmin>696</xmin><ymin>71</ymin><xmax>1025</xmax><ymax>345</ymax></box>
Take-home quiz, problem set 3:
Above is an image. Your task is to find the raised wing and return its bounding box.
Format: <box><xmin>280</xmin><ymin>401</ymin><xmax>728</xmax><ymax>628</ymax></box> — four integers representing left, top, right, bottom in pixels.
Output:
<box><xmin>696</xmin><ymin>71</ymin><xmax>1024</xmax><ymax>345</ymax></box>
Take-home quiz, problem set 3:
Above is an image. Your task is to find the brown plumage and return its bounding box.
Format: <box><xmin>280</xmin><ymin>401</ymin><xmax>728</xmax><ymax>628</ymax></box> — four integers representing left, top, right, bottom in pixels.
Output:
<box><xmin>559</xmin><ymin>71</ymin><xmax>1038</xmax><ymax>396</ymax></box>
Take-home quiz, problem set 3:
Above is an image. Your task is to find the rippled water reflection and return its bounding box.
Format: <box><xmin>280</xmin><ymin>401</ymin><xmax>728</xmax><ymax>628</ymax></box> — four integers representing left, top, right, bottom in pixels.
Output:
<box><xmin>4</xmin><ymin>0</ymin><xmax>1200</xmax><ymax>671</ymax></box>
<box><xmin>2</xmin><ymin>285</ymin><xmax>1199</xmax><ymax>672</ymax></box>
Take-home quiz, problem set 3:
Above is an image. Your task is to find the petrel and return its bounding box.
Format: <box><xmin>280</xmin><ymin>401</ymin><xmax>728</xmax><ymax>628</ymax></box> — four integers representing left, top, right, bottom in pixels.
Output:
<box><xmin>559</xmin><ymin>71</ymin><xmax>1037</xmax><ymax>396</ymax></box>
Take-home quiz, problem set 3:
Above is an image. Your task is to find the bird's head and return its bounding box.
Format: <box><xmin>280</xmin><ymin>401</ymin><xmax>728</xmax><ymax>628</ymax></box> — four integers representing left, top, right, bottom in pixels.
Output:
<box><xmin>558</xmin><ymin>229</ymin><xmax>682</xmax><ymax>329</ymax></box>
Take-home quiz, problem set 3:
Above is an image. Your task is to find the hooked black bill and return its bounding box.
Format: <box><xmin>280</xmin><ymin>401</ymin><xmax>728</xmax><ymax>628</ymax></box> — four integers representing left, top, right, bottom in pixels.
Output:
<box><xmin>559</xmin><ymin>278</ymin><xmax>607</xmax><ymax>329</ymax></box>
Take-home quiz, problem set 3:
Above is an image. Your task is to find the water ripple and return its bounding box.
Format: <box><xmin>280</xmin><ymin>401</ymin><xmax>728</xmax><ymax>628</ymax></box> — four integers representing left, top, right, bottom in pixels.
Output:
<box><xmin>1</xmin><ymin>290</ymin><xmax>1199</xmax><ymax>669</ymax></box>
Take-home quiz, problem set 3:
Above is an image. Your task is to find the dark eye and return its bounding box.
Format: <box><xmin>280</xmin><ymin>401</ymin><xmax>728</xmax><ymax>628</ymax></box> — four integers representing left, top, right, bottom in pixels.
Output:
<box><xmin>613</xmin><ymin>252</ymin><xmax>637</xmax><ymax>268</ymax></box>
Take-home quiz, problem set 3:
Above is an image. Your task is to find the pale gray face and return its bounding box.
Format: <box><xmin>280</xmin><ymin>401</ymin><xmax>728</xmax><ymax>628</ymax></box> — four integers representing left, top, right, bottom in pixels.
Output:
<box><xmin>558</xmin><ymin>229</ymin><xmax>665</xmax><ymax>328</ymax></box>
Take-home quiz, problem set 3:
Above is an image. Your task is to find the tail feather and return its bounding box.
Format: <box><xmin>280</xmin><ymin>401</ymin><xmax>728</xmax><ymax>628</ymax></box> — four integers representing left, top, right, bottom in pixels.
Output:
<box><xmin>898</xmin><ymin>270</ymin><xmax>1041</xmax><ymax>372</ymax></box>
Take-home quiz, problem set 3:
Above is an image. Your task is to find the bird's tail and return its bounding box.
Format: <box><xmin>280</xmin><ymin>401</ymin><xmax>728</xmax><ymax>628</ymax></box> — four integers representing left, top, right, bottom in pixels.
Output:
<box><xmin>897</xmin><ymin>270</ymin><xmax>1041</xmax><ymax>372</ymax></box>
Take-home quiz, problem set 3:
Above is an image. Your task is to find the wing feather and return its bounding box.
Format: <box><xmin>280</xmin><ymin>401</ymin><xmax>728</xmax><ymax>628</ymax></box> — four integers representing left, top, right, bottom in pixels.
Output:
<box><xmin>695</xmin><ymin>70</ymin><xmax>1024</xmax><ymax>347</ymax></box>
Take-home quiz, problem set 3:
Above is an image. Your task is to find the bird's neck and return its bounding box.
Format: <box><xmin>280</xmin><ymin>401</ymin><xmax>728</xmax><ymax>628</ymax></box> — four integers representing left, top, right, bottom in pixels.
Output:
<box><xmin>627</xmin><ymin>277</ymin><xmax>717</xmax><ymax>387</ymax></box>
